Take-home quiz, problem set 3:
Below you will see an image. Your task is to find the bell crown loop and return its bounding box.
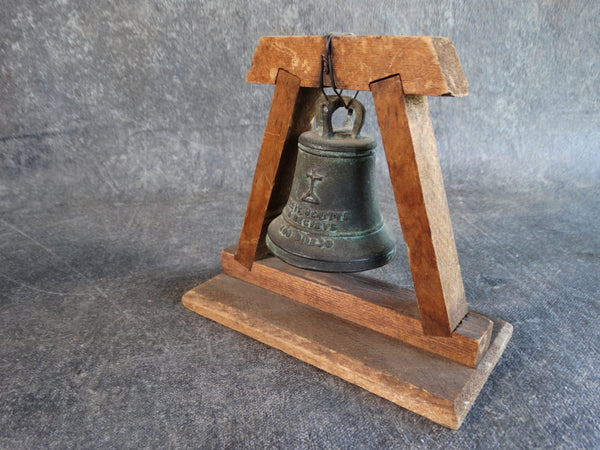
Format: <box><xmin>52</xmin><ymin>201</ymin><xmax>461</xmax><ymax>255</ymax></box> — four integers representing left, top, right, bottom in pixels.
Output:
<box><xmin>301</xmin><ymin>96</ymin><xmax>376</xmax><ymax>152</ymax></box>
<box><xmin>319</xmin><ymin>96</ymin><xmax>365</xmax><ymax>138</ymax></box>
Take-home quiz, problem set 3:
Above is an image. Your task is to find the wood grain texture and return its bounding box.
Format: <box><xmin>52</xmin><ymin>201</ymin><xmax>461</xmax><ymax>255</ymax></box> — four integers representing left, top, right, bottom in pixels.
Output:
<box><xmin>235</xmin><ymin>70</ymin><xmax>319</xmax><ymax>268</ymax></box>
<box><xmin>222</xmin><ymin>247</ymin><xmax>491</xmax><ymax>368</ymax></box>
<box><xmin>182</xmin><ymin>274</ymin><xmax>512</xmax><ymax>429</ymax></box>
<box><xmin>371</xmin><ymin>75</ymin><xmax>468</xmax><ymax>337</ymax></box>
<box><xmin>246</xmin><ymin>36</ymin><xmax>468</xmax><ymax>96</ymax></box>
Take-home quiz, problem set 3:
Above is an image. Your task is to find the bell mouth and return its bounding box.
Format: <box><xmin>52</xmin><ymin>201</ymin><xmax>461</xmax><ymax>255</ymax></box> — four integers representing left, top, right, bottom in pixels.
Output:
<box><xmin>265</xmin><ymin>219</ymin><xmax>396</xmax><ymax>273</ymax></box>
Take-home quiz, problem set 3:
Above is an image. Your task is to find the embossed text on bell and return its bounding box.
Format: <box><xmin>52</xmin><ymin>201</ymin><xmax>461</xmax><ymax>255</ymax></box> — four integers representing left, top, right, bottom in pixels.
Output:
<box><xmin>266</xmin><ymin>96</ymin><xmax>396</xmax><ymax>272</ymax></box>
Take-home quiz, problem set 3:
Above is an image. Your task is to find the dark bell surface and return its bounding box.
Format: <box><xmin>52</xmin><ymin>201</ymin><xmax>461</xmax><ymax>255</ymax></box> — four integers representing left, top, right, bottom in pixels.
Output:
<box><xmin>266</xmin><ymin>96</ymin><xmax>396</xmax><ymax>272</ymax></box>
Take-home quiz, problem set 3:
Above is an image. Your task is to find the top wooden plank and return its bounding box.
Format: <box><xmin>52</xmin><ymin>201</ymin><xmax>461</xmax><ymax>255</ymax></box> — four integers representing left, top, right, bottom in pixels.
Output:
<box><xmin>246</xmin><ymin>36</ymin><xmax>468</xmax><ymax>97</ymax></box>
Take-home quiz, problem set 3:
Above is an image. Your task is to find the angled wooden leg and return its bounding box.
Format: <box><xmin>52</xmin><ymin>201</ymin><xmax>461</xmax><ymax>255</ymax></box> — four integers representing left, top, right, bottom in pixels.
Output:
<box><xmin>234</xmin><ymin>69</ymin><xmax>319</xmax><ymax>269</ymax></box>
<box><xmin>371</xmin><ymin>75</ymin><xmax>468</xmax><ymax>336</ymax></box>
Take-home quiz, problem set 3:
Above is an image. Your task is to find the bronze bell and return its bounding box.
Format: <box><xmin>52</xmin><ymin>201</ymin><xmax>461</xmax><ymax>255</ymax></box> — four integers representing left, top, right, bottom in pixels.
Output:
<box><xmin>266</xmin><ymin>96</ymin><xmax>396</xmax><ymax>272</ymax></box>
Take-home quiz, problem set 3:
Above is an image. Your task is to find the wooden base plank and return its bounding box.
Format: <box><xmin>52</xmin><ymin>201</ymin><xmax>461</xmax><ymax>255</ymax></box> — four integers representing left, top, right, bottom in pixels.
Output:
<box><xmin>222</xmin><ymin>247</ymin><xmax>492</xmax><ymax>368</ymax></box>
<box><xmin>182</xmin><ymin>274</ymin><xmax>512</xmax><ymax>429</ymax></box>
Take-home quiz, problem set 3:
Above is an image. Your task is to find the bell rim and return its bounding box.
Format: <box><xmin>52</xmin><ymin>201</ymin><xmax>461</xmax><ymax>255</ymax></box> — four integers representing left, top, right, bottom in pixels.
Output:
<box><xmin>265</xmin><ymin>233</ymin><xmax>396</xmax><ymax>273</ymax></box>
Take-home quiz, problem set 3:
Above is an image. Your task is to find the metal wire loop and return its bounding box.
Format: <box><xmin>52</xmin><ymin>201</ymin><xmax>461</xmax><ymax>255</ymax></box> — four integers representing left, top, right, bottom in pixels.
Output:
<box><xmin>320</xmin><ymin>33</ymin><xmax>359</xmax><ymax>109</ymax></box>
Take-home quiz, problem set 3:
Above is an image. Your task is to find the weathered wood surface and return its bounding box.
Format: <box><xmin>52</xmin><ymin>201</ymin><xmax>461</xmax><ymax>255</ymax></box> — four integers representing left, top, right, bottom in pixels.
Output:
<box><xmin>222</xmin><ymin>247</ymin><xmax>491</xmax><ymax>368</ymax></box>
<box><xmin>182</xmin><ymin>274</ymin><xmax>512</xmax><ymax>429</ymax></box>
<box><xmin>238</xmin><ymin>37</ymin><xmax>470</xmax><ymax>336</ymax></box>
<box><xmin>234</xmin><ymin>69</ymin><xmax>319</xmax><ymax>269</ymax></box>
<box><xmin>246</xmin><ymin>36</ymin><xmax>468</xmax><ymax>96</ymax></box>
<box><xmin>371</xmin><ymin>75</ymin><xmax>469</xmax><ymax>337</ymax></box>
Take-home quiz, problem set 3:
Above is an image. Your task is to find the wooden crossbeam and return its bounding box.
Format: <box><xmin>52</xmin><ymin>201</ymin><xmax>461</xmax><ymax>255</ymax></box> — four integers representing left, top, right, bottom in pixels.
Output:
<box><xmin>246</xmin><ymin>36</ymin><xmax>468</xmax><ymax>96</ymax></box>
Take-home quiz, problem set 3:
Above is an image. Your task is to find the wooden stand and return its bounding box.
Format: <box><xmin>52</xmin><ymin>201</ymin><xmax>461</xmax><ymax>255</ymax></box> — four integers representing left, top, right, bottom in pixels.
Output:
<box><xmin>183</xmin><ymin>36</ymin><xmax>512</xmax><ymax>429</ymax></box>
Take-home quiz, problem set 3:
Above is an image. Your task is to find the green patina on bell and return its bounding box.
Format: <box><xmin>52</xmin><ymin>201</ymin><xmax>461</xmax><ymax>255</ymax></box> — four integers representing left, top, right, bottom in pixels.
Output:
<box><xmin>266</xmin><ymin>95</ymin><xmax>396</xmax><ymax>272</ymax></box>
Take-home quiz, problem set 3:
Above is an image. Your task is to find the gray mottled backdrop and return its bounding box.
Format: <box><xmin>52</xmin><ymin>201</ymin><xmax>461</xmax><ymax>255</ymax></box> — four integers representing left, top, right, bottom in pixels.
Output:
<box><xmin>1</xmin><ymin>1</ymin><xmax>599</xmax><ymax>448</ymax></box>
<box><xmin>2</xmin><ymin>1</ymin><xmax>598</xmax><ymax>201</ymax></box>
